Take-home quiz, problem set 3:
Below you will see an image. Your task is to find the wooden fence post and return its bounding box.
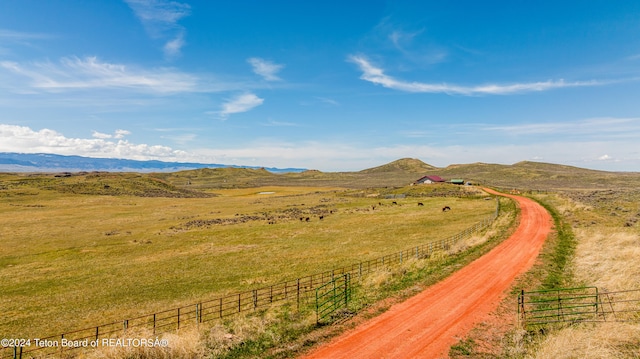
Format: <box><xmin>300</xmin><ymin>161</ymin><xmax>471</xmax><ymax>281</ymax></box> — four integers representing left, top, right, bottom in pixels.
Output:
<box><xmin>296</xmin><ymin>279</ymin><xmax>300</xmax><ymax>310</ymax></box>
<box><xmin>252</xmin><ymin>290</ymin><xmax>257</xmax><ymax>309</ymax></box>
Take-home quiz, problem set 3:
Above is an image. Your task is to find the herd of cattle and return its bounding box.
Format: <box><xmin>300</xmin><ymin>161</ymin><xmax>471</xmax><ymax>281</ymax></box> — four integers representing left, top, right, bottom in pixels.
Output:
<box><xmin>177</xmin><ymin>201</ymin><xmax>451</xmax><ymax>230</ymax></box>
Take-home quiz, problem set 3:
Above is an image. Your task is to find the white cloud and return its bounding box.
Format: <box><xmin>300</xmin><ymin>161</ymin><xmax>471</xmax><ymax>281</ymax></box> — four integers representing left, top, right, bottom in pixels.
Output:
<box><xmin>2</xmin><ymin>124</ymin><xmax>639</xmax><ymax>172</ymax></box>
<box><xmin>92</xmin><ymin>131</ymin><xmax>112</xmax><ymax>139</ymax></box>
<box><xmin>0</xmin><ymin>56</ymin><xmax>198</xmax><ymax>93</ymax></box>
<box><xmin>125</xmin><ymin>0</ymin><xmax>191</xmax><ymax>57</ymax></box>
<box><xmin>348</xmin><ymin>55</ymin><xmax>603</xmax><ymax>95</ymax></box>
<box><xmin>247</xmin><ymin>58</ymin><xmax>284</xmax><ymax>81</ymax></box>
<box><xmin>262</xmin><ymin>119</ymin><xmax>299</xmax><ymax>127</ymax></box>
<box><xmin>114</xmin><ymin>129</ymin><xmax>132</xmax><ymax>139</ymax></box>
<box><xmin>0</xmin><ymin>29</ymin><xmax>52</xmax><ymax>41</ymax></box>
<box><xmin>217</xmin><ymin>93</ymin><xmax>264</xmax><ymax>119</ymax></box>
<box><xmin>0</xmin><ymin>124</ymin><xmax>186</xmax><ymax>160</ymax></box>
<box><xmin>163</xmin><ymin>31</ymin><xmax>185</xmax><ymax>58</ymax></box>
<box><xmin>316</xmin><ymin>97</ymin><xmax>340</xmax><ymax>106</ymax></box>
<box><xmin>485</xmin><ymin>117</ymin><xmax>640</xmax><ymax>138</ymax></box>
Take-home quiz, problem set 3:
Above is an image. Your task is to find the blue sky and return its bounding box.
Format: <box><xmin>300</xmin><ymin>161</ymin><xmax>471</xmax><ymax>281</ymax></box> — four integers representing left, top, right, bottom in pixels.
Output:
<box><xmin>1</xmin><ymin>1</ymin><xmax>640</xmax><ymax>171</ymax></box>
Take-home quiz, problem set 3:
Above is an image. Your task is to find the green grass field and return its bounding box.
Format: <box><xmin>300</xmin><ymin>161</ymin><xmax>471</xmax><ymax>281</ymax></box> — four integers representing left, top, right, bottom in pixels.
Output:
<box><xmin>0</xmin><ymin>174</ymin><xmax>495</xmax><ymax>338</ymax></box>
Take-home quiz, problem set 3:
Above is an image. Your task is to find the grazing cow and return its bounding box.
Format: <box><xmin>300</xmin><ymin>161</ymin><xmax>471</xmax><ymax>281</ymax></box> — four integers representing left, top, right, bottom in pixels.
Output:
<box><xmin>442</xmin><ymin>206</ymin><xmax>451</xmax><ymax>212</ymax></box>
<box><xmin>305</xmin><ymin>217</ymin><xmax>310</xmax><ymax>222</ymax></box>
<box><xmin>392</xmin><ymin>201</ymin><xmax>398</xmax><ymax>205</ymax></box>
<box><xmin>319</xmin><ymin>215</ymin><xmax>324</xmax><ymax>220</ymax></box>
<box><xmin>417</xmin><ymin>202</ymin><xmax>424</xmax><ymax>206</ymax></box>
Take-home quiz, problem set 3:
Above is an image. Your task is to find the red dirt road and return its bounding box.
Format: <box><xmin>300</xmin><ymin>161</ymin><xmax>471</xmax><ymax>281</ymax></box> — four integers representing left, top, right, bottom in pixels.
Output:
<box><xmin>300</xmin><ymin>189</ymin><xmax>552</xmax><ymax>359</ymax></box>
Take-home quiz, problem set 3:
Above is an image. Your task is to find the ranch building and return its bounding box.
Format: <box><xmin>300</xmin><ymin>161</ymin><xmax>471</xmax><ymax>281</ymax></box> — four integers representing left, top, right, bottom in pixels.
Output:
<box><xmin>414</xmin><ymin>175</ymin><xmax>445</xmax><ymax>184</ymax></box>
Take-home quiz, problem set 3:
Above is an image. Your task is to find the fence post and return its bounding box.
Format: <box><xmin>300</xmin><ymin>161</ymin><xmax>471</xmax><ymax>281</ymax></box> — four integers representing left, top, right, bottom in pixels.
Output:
<box><xmin>123</xmin><ymin>319</ymin><xmax>128</xmax><ymax>333</ymax></box>
<box><xmin>253</xmin><ymin>289</ymin><xmax>258</xmax><ymax>309</ymax></box>
<box><xmin>153</xmin><ymin>313</ymin><xmax>156</xmax><ymax>335</ymax></box>
<box><xmin>595</xmin><ymin>287</ymin><xmax>599</xmax><ymax>318</ymax></box>
<box><xmin>518</xmin><ymin>290</ymin><xmax>525</xmax><ymax>328</ymax></box>
<box><xmin>296</xmin><ymin>279</ymin><xmax>300</xmax><ymax>310</ymax></box>
<box><xmin>177</xmin><ymin>308</ymin><xmax>181</xmax><ymax>330</ymax></box>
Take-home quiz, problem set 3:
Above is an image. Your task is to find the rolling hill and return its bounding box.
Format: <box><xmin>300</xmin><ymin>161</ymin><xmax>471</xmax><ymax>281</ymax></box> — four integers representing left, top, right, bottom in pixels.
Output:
<box><xmin>2</xmin><ymin>154</ymin><xmax>639</xmax><ymax>192</ymax></box>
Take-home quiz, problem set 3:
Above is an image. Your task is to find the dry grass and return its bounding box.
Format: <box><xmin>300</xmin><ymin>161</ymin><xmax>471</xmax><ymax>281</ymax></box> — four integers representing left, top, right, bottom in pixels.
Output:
<box><xmin>527</xmin><ymin>323</ymin><xmax>640</xmax><ymax>359</ymax></box>
<box><xmin>93</xmin><ymin>213</ymin><xmax>508</xmax><ymax>359</ymax></box>
<box><xmin>83</xmin><ymin>327</ymin><xmax>204</xmax><ymax>359</ymax></box>
<box><xmin>573</xmin><ymin>228</ymin><xmax>640</xmax><ymax>290</ymax></box>
<box><xmin>522</xmin><ymin>191</ymin><xmax>640</xmax><ymax>359</ymax></box>
<box><xmin>0</xmin><ymin>178</ymin><xmax>495</xmax><ymax>338</ymax></box>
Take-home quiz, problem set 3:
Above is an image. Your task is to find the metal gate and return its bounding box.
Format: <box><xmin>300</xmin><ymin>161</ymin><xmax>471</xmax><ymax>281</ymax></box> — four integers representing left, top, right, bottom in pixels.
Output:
<box><xmin>518</xmin><ymin>287</ymin><xmax>602</xmax><ymax>329</ymax></box>
<box><xmin>316</xmin><ymin>273</ymin><xmax>351</xmax><ymax>325</ymax></box>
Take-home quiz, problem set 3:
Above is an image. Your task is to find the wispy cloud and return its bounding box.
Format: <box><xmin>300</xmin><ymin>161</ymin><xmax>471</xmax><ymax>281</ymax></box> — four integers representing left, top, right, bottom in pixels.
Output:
<box><xmin>163</xmin><ymin>31</ymin><xmax>185</xmax><ymax>58</ymax></box>
<box><xmin>348</xmin><ymin>55</ymin><xmax>603</xmax><ymax>95</ymax></box>
<box><xmin>216</xmin><ymin>93</ymin><xmax>264</xmax><ymax>119</ymax></box>
<box><xmin>0</xmin><ymin>29</ymin><xmax>53</xmax><ymax>56</ymax></box>
<box><xmin>92</xmin><ymin>129</ymin><xmax>132</xmax><ymax>139</ymax></box>
<box><xmin>316</xmin><ymin>97</ymin><xmax>340</xmax><ymax>106</ymax></box>
<box><xmin>387</xmin><ymin>28</ymin><xmax>447</xmax><ymax>65</ymax></box>
<box><xmin>0</xmin><ymin>124</ymin><xmax>186</xmax><ymax>160</ymax></box>
<box><xmin>485</xmin><ymin>117</ymin><xmax>640</xmax><ymax>137</ymax></box>
<box><xmin>247</xmin><ymin>58</ymin><xmax>284</xmax><ymax>81</ymax></box>
<box><xmin>0</xmin><ymin>29</ymin><xmax>52</xmax><ymax>41</ymax></box>
<box><xmin>0</xmin><ymin>56</ymin><xmax>198</xmax><ymax>93</ymax></box>
<box><xmin>262</xmin><ymin>119</ymin><xmax>299</xmax><ymax>127</ymax></box>
<box><xmin>125</xmin><ymin>0</ymin><xmax>191</xmax><ymax>58</ymax></box>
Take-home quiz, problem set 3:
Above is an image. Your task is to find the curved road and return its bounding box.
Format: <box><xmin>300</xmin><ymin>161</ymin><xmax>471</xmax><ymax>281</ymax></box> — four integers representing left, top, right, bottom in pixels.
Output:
<box><xmin>300</xmin><ymin>189</ymin><xmax>552</xmax><ymax>359</ymax></box>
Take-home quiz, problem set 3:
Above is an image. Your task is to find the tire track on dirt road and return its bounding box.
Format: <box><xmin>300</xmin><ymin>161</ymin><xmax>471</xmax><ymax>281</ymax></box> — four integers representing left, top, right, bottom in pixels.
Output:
<box><xmin>300</xmin><ymin>189</ymin><xmax>552</xmax><ymax>359</ymax></box>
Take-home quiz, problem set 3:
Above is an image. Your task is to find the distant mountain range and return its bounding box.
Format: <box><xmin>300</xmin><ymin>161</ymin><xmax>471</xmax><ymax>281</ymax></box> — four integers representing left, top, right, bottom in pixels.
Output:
<box><xmin>0</xmin><ymin>152</ymin><xmax>307</xmax><ymax>173</ymax></box>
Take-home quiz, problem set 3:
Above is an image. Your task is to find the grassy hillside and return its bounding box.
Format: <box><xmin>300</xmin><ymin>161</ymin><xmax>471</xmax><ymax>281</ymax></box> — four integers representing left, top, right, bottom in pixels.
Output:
<box><xmin>3</xmin><ymin>159</ymin><xmax>639</xmax><ymax>193</ymax></box>
<box><xmin>437</xmin><ymin>161</ymin><xmax>640</xmax><ymax>190</ymax></box>
<box><xmin>0</xmin><ymin>171</ymin><xmax>211</xmax><ymax>198</ymax></box>
<box><xmin>153</xmin><ymin>159</ymin><xmax>640</xmax><ymax>191</ymax></box>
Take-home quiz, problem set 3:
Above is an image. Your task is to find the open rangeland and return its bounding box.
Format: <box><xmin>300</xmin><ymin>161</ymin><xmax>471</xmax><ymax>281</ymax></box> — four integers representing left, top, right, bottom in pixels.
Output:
<box><xmin>3</xmin><ymin>160</ymin><xmax>639</xmax><ymax>359</ymax></box>
<box><xmin>0</xmin><ymin>173</ymin><xmax>495</xmax><ymax>341</ymax></box>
